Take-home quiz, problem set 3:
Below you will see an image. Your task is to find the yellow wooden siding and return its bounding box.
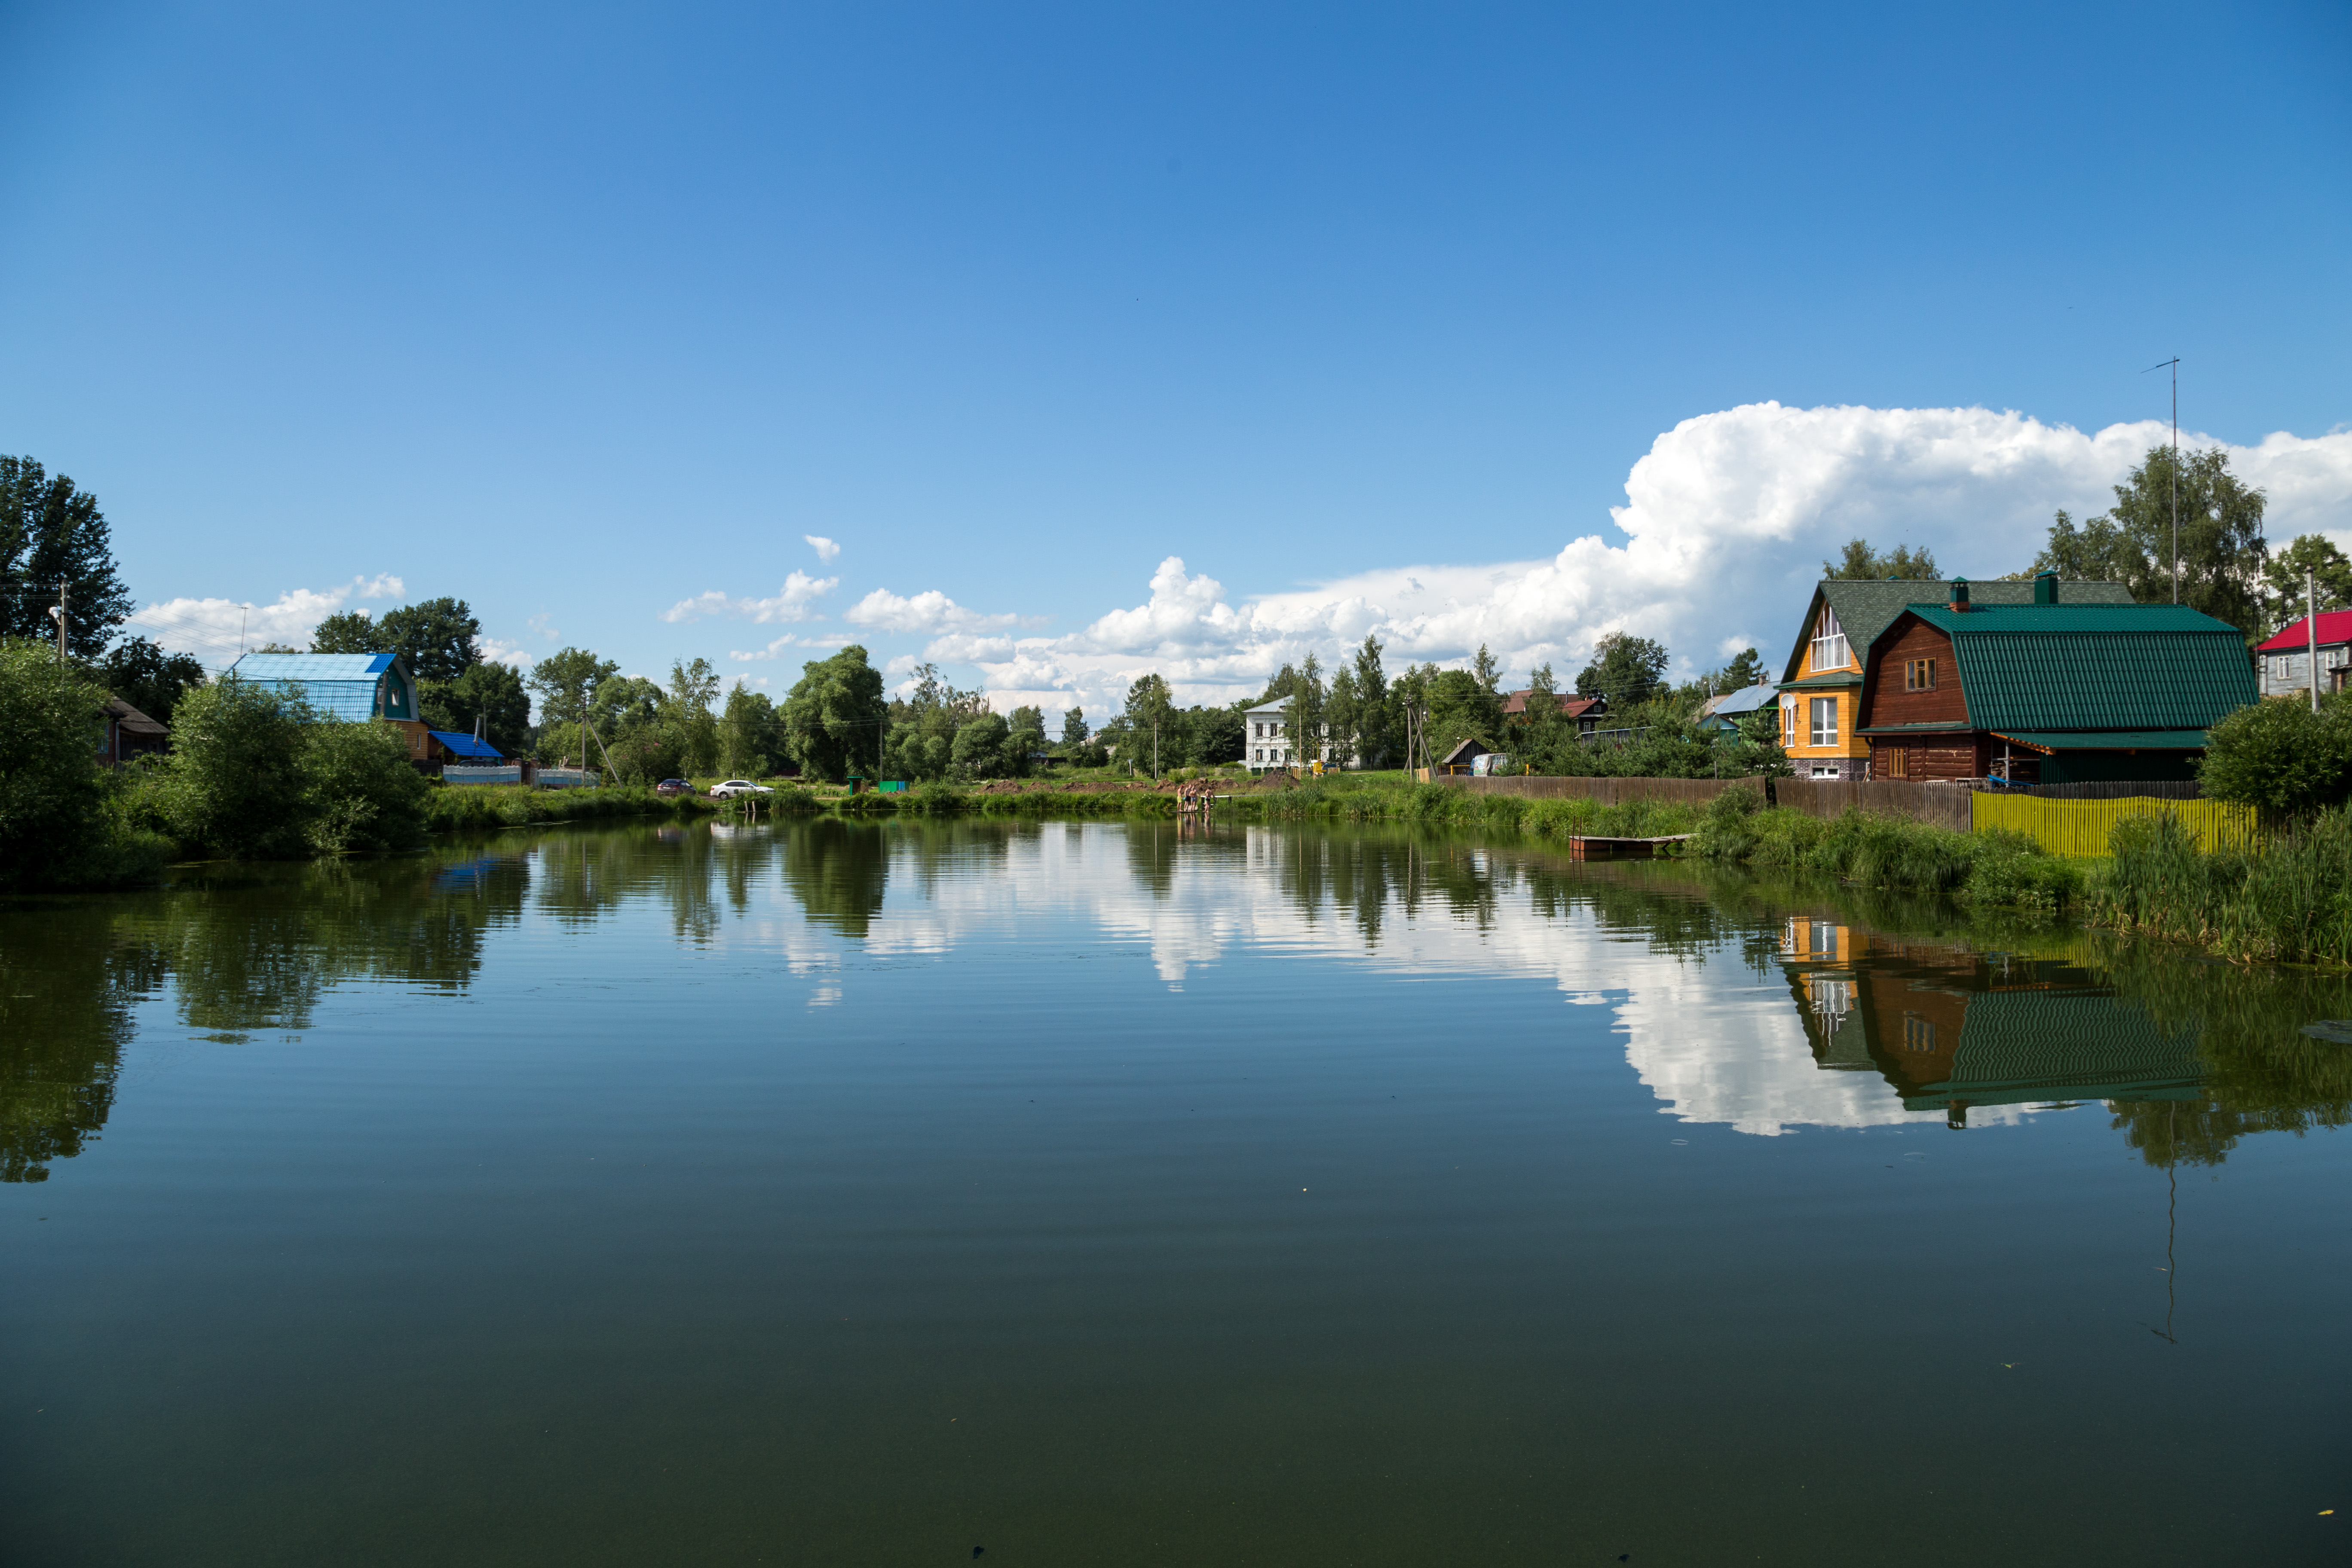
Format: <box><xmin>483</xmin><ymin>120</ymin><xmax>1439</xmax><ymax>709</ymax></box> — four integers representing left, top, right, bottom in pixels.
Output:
<box><xmin>1970</xmin><ymin>794</ymin><xmax>2260</xmax><ymax>857</ymax></box>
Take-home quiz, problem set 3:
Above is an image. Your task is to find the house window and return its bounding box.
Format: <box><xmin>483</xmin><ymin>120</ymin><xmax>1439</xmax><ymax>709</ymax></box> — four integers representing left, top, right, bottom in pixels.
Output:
<box><xmin>1809</xmin><ymin>696</ymin><xmax>1838</xmax><ymax>747</ymax></box>
<box><xmin>1781</xmin><ymin>698</ymin><xmax>1796</xmax><ymax>747</ymax></box>
<box><xmin>1810</xmin><ymin>763</ymin><xmax>1841</xmax><ymax>778</ymax></box>
<box><xmin>1886</xmin><ymin>746</ymin><xmax>1907</xmax><ymax>779</ymax></box>
<box><xmin>1810</xmin><ymin>605</ymin><xmax>1849</xmax><ymax>671</ymax></box>
<box><xmin>1904</xmin><ymin>657</ymin><xmax>1936</xmax><ymax>692</ymax></box>
<box><xmin>1902</xmin><ymin>1013</ymin><xmax>1937</xmax><ymax>1053</ymax></box>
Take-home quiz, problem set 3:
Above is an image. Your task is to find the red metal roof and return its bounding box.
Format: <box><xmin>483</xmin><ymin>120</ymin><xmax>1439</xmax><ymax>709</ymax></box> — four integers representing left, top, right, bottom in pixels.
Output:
<box><xmin>1500</xmin><ymin>690</ymin><xmax>1605</xmax><ymax>717</ymax></box>
<box><xmin>2258</xmin><ymin>610</ymin><xmax>2352</xmax><ymax>652</ymax></box>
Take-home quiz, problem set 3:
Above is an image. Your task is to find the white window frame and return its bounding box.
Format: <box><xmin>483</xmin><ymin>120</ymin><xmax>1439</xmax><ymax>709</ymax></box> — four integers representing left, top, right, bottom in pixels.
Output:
<box><xmin>1809</xmin><ymin>696</ymin><xmax>1839</xmax><ymax>748</ymax></box>
<box><xmin>1810</xmin><ymin>605</ymin><xmax>1849</xmax><ymax>671</ymax></box>
<box><xmin>1781</xmin><ymin>697</ymin><xmax>1797</xmax><ymax>747</ymax></box>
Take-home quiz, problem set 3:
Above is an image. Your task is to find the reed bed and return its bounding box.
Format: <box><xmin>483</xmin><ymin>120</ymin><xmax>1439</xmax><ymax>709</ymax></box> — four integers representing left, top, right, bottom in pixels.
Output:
<box><xmin>2088</xmin><ymin>807</ymin><xmax>2352</xmax><ymax>968</ymax></box>
<box><xmin>1692</xmin><ymin>785</ymin><xmax>2082</xmax><ymax>910</ymax></box>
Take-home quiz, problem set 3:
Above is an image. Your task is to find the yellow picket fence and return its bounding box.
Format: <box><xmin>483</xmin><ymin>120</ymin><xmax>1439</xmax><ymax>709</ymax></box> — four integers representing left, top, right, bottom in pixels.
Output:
<box><xmin>1970</xmin><ymin>793</ymin><xmax>2262</xmax><ymax>858</ymax></box>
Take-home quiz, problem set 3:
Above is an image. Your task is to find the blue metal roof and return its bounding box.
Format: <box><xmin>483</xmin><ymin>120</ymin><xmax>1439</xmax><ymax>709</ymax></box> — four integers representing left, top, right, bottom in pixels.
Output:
<box><xmin>227</xmin><ymin>652</ymin><xmax>403</xmax><ymax>722</ymax></box>
<box><xmin>1711</xmin><ymin>683</ymin><xmax>1775</xmax><ymax>717</ymax></box>
<box><xmin>229</xmin><ymin>652</ymin><xmax>395</xmax><ymax>680</ymax></box>
<box><xmin>429</xmin><ymin>730</ymin><xmax>503</xmax><ymax>759</ymax></box>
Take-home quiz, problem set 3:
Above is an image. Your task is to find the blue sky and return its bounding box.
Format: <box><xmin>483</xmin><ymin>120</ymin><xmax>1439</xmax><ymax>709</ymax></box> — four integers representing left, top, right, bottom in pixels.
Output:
<box><xmin>5</xmin><ymin>1</ymin><xmax>2349</xmax><ymax>715</ymax></box>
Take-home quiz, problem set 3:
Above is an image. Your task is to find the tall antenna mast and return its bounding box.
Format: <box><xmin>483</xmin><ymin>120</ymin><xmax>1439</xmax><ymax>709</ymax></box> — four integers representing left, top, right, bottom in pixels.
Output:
<box><xmin>2144</xmin><ymin>357</ymin><xmax>2181</xmax><ymax>603</ymax></box>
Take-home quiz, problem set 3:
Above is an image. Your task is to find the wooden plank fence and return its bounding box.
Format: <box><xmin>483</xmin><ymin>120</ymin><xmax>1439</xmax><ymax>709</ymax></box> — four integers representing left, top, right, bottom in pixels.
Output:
<box><xmin>1769</xmin><ymin>778</ymin><xmax>1975</xmax><ymax>832</ymax></box>
<box><xmin>1971</xmin><ymin>793</ymin><xmax>2259</xmax><ymax>857</ymax></box>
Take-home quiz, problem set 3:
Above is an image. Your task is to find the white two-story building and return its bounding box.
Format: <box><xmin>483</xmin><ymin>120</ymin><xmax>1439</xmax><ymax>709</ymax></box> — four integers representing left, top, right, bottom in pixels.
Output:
<box><xmin>1242</xmin><ymin>700</ymin><xmax>1337</xmax><ymax>772</ymax></box>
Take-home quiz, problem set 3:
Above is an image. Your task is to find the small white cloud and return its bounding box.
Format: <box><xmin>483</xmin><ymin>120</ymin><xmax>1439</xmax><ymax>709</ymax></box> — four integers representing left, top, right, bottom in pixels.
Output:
<box><xmin>353</xmin><ymin>574</ymin><xmax>405</xmax><ymax>600</ymax></box>
<box><xmin>844</xmin><ymin>588</ymin><xmax>1020</xmax><ymax>635</ymax></box>
<box><xmin>528</xmin><ymin>611</ymin><xmax>560</xmax><ymax>642</ymax></box>
<box><xmin>729</xmin><ymin>632</ymin><xmax>856</xmax><ymax>662</ymax></box>
<box><xmin>663</xmin><ymin>571</ymin><xmax>839</xmax><ymax>625</ymax></box>
<box><xmin>478</xmin><ymin>638</ymin><xmax>534</xmax><ymax>669</ymax></box>
<box><xmin>805</xmin><ymin>534</ymin><xmax>841</xmax><ymax>562</ymax></box>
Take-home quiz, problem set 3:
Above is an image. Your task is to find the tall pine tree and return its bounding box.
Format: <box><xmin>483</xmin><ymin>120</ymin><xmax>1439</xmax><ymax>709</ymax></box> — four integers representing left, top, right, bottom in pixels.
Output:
<box><xmin>0</xmin><ymin>457</ymin><xmax>132</xmax><ymax>658</ymax></box>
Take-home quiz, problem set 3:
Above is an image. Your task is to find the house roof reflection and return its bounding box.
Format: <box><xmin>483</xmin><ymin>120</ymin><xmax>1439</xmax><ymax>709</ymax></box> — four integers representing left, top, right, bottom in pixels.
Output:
<box><xmin>1776</xmin><ymin>919</ymin><xmax>2203</xmax><ymax>1127</ymax></box>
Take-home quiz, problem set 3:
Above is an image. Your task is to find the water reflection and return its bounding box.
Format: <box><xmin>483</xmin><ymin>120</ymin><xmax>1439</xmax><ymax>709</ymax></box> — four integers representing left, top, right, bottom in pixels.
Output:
<box><xmin>3</xmin><ymin>818</ymin><xmax>2347</xmax><ymax>1183</ymax></box>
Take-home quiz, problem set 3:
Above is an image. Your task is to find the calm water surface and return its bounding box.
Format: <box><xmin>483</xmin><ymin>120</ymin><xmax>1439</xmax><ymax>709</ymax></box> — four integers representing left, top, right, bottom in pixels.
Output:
<box><xmin>4</xmin><ymin>818</ymin><xmax>2350</xmax><ymax>1566</ymax></box>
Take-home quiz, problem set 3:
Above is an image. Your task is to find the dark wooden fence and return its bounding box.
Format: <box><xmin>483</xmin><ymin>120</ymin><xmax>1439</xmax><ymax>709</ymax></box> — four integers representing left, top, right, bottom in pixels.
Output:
<box><xmin>1767</xmin><ymin>777</ymin><xmax>1974</xmax><ymax>831</ymax></box>
<box><xmin>1434</xmin><ymin>776</ymin><xmax>1740</xmax><ymax>807</ymax></box>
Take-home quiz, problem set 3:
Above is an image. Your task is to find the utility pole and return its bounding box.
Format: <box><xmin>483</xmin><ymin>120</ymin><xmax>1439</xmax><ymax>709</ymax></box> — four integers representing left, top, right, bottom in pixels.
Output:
<box><xmin>2312</xmin><ymin>568</ymin><xmax>2322</xmax><ymax>715</ymax></box>
<box><xmin>579</xmin><ymin>681</ymin><xmax>590</xmax><ymax>773</ymax></box>
<box><xmin>2145</xmin><ymin>357</ymin><xmax>2182</xmax><ymax>603</ymax></box>
<box><xmin>50</xmin><ymin>582</ymin><xmax>67</xmax><ymax>663</ymax></box>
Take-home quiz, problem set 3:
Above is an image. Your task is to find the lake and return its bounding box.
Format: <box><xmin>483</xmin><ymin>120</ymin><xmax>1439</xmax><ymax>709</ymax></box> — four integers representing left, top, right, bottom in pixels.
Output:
<box><xmin>4</xmin><ymin>818</ymin><xmax>2349</xmax><ymax>1566</ymax></box>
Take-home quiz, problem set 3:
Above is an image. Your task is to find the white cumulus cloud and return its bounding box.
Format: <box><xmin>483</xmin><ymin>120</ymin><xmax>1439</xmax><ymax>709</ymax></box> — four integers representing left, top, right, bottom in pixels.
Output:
<box><xmin>805</xmin><ymin>534</ymin><xmax>841</xmax><ymax>562</ymax></box>
<box><xmin>844</xmin><ymin>588</ymin><xmax>1023</xmax><ymax>636</ymax></box>
<box><xmin>662</xmin><ymin>571</ymin><xmax>839</xmax><ymax>625</ymax></box>
<box><xmin>934</xmin><ymin>403</ymin><xmax>2352</xmax><ymax>714</ymax></box>
<box><xmin>478</xmin><ymin>638</ymin><xmax>534</xmax><ymax>669</ymax></box>
<box><xmin>127</xmin><ymin>573</ymin><xmax>406</xmax><ymax>668</ymax></box>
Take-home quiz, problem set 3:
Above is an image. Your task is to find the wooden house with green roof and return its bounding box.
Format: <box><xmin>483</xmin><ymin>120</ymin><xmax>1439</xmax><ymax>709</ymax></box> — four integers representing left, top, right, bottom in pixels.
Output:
<box><xmin>1856</xmin><ymin>576</ymin><xmax>2257</xmax><ymax>784</ymax></box>
<box><xmin>1775</xmin><ymin>572</ymin><xmax>2134</xmax><ymax>779</ymax></box>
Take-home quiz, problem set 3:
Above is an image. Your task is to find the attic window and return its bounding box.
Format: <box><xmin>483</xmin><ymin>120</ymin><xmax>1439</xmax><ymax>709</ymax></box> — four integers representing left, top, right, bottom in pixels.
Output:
<box><xmin>1811</xmin><ymin>606</ymin><xmax>1849</xmax><ymax>671</ymax></box>
<box><xmin>1904</xmin><ymin>658</ymin><xmax>1937</xmax><ymax>692</ymax></box>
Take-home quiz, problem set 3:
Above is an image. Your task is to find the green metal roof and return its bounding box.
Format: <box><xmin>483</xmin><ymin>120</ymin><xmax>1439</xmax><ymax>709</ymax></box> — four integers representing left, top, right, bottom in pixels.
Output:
<box><xmin>1894</xmin><ymin>603</ymin><xmax>2257</xmax><ymax>733</ymax></box>
<box><xmin>1777</xmin><ymin>578</ymin><xmax>2134</xmax><ymax>684</ymax></box>
<box><xmin>1776</xmin><ymin>668</ymin><xmax>1863</xmax><ymax>691</ymax></box>
<box><xmin>1990</xmin><ymin>729</ymin><xmax>2214</xmax><ymax>752</ymax></box>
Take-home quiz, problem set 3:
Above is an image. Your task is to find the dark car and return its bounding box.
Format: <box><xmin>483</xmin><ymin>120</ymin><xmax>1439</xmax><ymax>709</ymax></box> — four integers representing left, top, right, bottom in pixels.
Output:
<box><xmin>655</xmin><ymin>778</ymin><xmax>694</xmax><ymax>798</ymax></box>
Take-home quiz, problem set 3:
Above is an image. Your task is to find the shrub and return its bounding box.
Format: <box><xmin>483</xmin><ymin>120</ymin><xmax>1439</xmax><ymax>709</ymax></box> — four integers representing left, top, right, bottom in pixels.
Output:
<box><xmin>2198</xmin><ymin>693</ymin><xmax>2352</xmax><ymax>815</ymax></box>
<box><xmin>0</xmin><ymin>640</ymin><xmax>167</xmax><ymax>888</ymax></box>
<box><xmin>151</xmin><ymin>676</ymin><xmax>315</xmax><ymax>858</ymax></box>
<box><xmin>303</xmin><ymin>718</ymin><xmax>429</xmax><ymax>852</ymax></box>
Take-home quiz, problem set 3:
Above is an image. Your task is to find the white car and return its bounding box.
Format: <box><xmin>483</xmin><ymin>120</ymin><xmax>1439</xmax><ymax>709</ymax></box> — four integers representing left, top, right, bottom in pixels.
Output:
<box><xmin>707</xmin><ymin>779</ymin><xmax>775</xmax><ymax>798</ymax></box>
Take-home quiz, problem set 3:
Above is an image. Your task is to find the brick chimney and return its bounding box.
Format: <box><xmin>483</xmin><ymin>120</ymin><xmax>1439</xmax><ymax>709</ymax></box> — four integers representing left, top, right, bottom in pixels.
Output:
<box><xmin>1949</xmin><ymin>577</ymin><xmax>1971</xmax><ymax>612</ymax></box>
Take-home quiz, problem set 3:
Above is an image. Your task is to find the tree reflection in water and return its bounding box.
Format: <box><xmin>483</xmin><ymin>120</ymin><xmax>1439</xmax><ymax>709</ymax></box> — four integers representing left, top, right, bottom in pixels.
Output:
<box><xmin>4</xmin><ymin>818</ymin><xmax>2350</xmax><ymax>1185</ymax></box>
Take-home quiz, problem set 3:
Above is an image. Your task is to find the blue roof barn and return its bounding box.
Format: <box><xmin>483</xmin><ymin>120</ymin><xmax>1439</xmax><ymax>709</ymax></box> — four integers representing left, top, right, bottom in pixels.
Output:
<box><xmin>225</xmin><ymin>652</ymin><xmax>421</xmax><ymax>721</ymax></box>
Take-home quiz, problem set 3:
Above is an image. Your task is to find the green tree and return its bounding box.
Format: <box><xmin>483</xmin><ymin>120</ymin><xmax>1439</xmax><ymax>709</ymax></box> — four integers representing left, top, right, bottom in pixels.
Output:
<box><xmin>1470</xmin><ymin>643</ymin><xmax>1503</xmax><ymax>695</ymax></box>
<box><xmin>720</xmin><ymin>684</ymin><xmax>784</xmax><ymax>776</ymax></box>
<box><xmin>668</xmin><ymin>658</ymin><xmax>721</xmax><ymax>774</ymax></box>
<box><xmin>156</xmin><ymin>677</ymin><xmax>315</xmax><ymax>858</ymax></box>
<box><xmin>2032</xmin><ymin>446</ymin><xmax>2269</xmax><ymax>638</ymax></box>
<box><xmin>1823</xmin><ymin>539</ymin><xmax>1941</xmax><ymax>580</ymax></box>
<box><xmin>309</xmin><ymin>611</ymin><xmax>383</xmax><ymax>655</ymax></box>
<box><xmin>301</xmin><ymin>719</ymin><xmax>429</xmax><ymax>853</ymax></box>
<box><xmin>96</xmin><ymin>637</ymin><xmax>207</xmax><ymax>724</ymax></box>
<box><xmin>1324</xmin><ymin>666</ymin><xmax>1363</xmax><ymax>768</ymax></box>
<box><xmin>0</xmin><ymin>458</ymin><xmax>132</xmax><ymax>658</ymax></box>
<box><xmin>374</xmin><ymin>597</ymin><xmax>483</xmax><ymax>681</ymax></box>
<box><xmin>1060</xmin><ymin>706</ymin><xmax>1089</xmax><ymax>747</ymax></box>
<box><xmin>1281</xmin><ymin>654</ymin><xmax>1326</xmax><ymax>771</ymax></box>
<box><xmin>2262</xmin><ymin>533</ymin><xmax>2352</xmax><ymax>628</ymax></box>
<box><xmin>0</xmin><ymin>641</ymin><xmax>111</xmax><ymax>888</ymax></box>
<box><xmin>1717</xmin><ymin>646</ymin><xmax>1764</xmax><ymax>690</ymax></box>
<box><xmin>1124</xmin><ymin>673</ymin><xmax>1177</xmax><ymax>777</ymax></box>
<box><xmin>527</xmin><ymin>647</ymin><xmax>620</xmax><ymax>752</ymax></box>
<box><xmin>1190</xmin><ymin>704</ymin><xmax>1244</xmax><ymax>766</ymax></box>
<box><xmin>951</xmin><ymin>712</ymin><xmax>1012</xmax><ymax>779</ymax></box>
<box><xmin>2198</xmin><ymin>695</ymin><xmax>2352</xmax><ymax>816</ymax></box>
<box><xmin>419</xmin><ymin>661</ymin><xmax>530</xmax><ymax>753</ymax></box>
<box><xmin>1351</xmin><ymin>634</ymin><xmax>1390</xmax><ymax>765</ymax></box>
<box><xmin>1425</xmin><ymin>668</ymin><xmax>1493</xmax><ymax>758</ymax></box>
<box><xmin>781</xmin><ymin>645</ymin><xmax>886</xmax><ymax>782</ymax></box>
<box><xmin>1577</xmin><ymin>632</ymin><xmax>1669</xmax><ymax>706</ymax></box>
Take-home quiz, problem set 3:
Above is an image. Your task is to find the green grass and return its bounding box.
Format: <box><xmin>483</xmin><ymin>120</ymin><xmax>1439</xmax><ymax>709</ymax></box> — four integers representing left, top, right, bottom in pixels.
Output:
<box><xmin>423</xmin><ymin>784</ymin><xmax>714</xmax><ymax>832</ymax></box>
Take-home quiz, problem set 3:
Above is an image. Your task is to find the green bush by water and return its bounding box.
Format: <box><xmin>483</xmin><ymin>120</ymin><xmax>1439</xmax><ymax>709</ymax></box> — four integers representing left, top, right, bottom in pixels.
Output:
<box><xmin>423</xmin><ymin>784</ymin><xmax>716</xmax><ymax>832</ymax></box>
<box><xmin>0</xmin><ymin>640</ymin><xmax>171</xmax><ymax>889</ymax></box>
<box><xmin>1692</xmin><ymin>785</ymin><xmax>2081</xmax><ymax>910</ymax></box>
